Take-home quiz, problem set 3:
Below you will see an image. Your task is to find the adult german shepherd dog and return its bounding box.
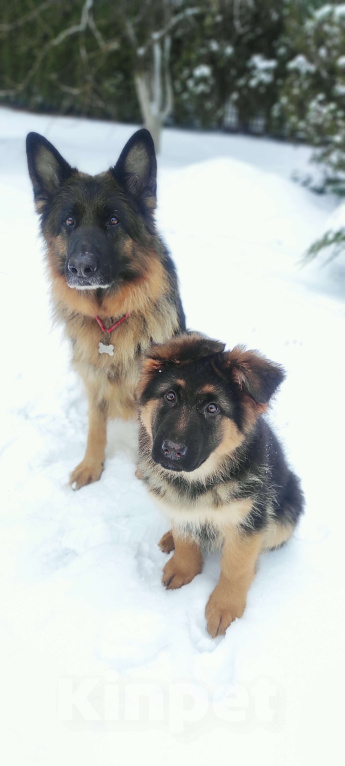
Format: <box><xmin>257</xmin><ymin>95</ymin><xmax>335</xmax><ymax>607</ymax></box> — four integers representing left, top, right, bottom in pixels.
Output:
<box><xmin>26</xmin><ymin>129</ymin><xmax>185</xmax><ymax>488</ymax></box>
<box><xmin>137</xmin><ymin>333</ymin><xmax>304</xmax><ymax>637</ymax></box>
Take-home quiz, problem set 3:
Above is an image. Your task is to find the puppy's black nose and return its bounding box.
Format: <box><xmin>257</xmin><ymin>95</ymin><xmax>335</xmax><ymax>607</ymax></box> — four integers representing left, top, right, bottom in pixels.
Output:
<box><xmin>68</xmin><ymin>252</ymin><xmax>97</xmax><ymax>278</ymax></box>
<box><xmin>162</xmin><ymin>439</ymin><xmax>187</xmax><ymax>461</ymax></box>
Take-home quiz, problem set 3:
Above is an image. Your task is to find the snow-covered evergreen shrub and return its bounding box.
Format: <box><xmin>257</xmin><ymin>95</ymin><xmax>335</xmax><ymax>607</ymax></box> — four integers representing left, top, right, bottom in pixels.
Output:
<box><xmin>305</xmin><ymin>201</ymin><xmax>345</xmax><ymax>264</ymax></box>
<box><xmin>281</xmin><ymin>3</ymin><xmax>345</xmax><ymax>196</ymax></box>
<box><xmin>172</xmin><ymin>1</ymin><xmax>286</xmax><ymax>132</ymax></box>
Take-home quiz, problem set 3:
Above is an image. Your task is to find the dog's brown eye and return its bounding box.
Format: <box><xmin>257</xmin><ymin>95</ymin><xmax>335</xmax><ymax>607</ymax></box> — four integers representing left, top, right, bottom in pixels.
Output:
<box><xmin>65</xmin><ymin>216</ymin><xmax>75</xmax><ymax>226</ymax></box>
<box><xmin>164</xmin><ymin>391</ymin><xmax>176</xmax><ymax>403</ymax></box>
<box><xmin>206</xmin><ymin>402</ymin><xmax>219</xmax><ymax>414</ymax></box>
<box><xmin>109</xmin><ymin>215</ymin><xmax>119</xmax><ymax>226</ymax></box>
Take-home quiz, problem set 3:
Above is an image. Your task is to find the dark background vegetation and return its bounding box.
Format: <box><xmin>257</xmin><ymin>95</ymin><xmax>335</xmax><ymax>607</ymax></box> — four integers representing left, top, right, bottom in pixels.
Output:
<box><xmin>0</xmin><ymin>2</ymin><xmax>336</xmax><ymax>131</ymax></box>
<box><xmin>1</xmin><ymin>1</ymin><xmax>345</xmax><ymax>206</ymax></box>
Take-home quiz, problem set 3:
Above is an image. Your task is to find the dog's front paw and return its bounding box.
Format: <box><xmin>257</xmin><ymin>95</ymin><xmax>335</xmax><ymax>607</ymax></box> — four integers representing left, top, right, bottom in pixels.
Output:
<box><xmin>162</xmin><ymin>555</ymin><xmax>201</xmax><ymax>589</ymax></box>
<box><xmin>158</xmin><ymin>530</ymin><xmax>175</xmax><ymax>554</ymax></box>
<box><xmin>70</xmin><ymin>460</ymin><xmax>104</xmax><ymax>490</ymax></box>
<box><xmin>205</xmin><ymin>589</ymin><xmax>246</xmax><ymax>638</ymax></box>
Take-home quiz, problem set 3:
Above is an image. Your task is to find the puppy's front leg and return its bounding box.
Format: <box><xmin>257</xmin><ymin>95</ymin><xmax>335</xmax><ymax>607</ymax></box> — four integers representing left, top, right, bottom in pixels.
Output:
<box><xmin>70</xmin><ymin>390</ymin><xmax>108</xmax><ymax>490</ymax></box>
<box><xmin>158</xmin><ymin>529</ymin><xmax>175</xmax><ymax>554</ymax></box>
<box><xmin>162</xmin><ymin>531</ymin><xmax>202</xmax><ymax>589</ymax></box>
<box><xmin>206</xmin><ymin>528</ymin><xmax>264</xmax><ymax>637</ymax></box>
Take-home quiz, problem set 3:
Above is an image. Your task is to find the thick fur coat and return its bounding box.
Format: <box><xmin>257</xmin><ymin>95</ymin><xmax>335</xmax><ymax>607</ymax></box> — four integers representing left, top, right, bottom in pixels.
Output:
<box><xmin>26</xmin><ymin>129</ymin><xmax>185</xmax><ymax>488</ymax></box>
<box><xmin>137</xmin><ymin>332</ymin><xmax>304</xmax><ymax>637</ymax></box>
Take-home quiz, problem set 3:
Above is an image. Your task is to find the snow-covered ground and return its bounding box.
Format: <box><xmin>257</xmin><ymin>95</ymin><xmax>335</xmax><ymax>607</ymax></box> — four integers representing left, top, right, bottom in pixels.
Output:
<box><xmin>1</xmin><ymin>106</ymin><xmax>344</xmax><ymax>765</ymax></box>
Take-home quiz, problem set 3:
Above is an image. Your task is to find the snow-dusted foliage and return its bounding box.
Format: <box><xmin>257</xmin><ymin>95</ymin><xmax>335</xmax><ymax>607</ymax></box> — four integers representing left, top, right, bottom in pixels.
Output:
<box><xmin>247</xmin><ymin>55</ymin><xmax>277</xmax><ymax>88</ymax></box>
<box><xmin>172</xmin><ymin>1</ymin><xmax>285</xmax><ymax>131</ymax></box>
<box><xmin>280</xmin><ymin>3</ymin><xmax>345</xmax><ymax>197</ymax></box>
<box><xmin>1</xmin><ymin>0</ymin><xmax>335</xmax><ymax>147</ymax></box>
<box><xmin>306</xmin><ymin>200</ymin><xmax>345</xmax><ymax>263</ymax></box>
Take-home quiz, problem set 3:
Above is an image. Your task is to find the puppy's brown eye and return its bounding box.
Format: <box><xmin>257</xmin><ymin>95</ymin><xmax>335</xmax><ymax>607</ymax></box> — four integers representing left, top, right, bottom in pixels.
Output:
<box><xmin>164</xmin><ymin>391</ymin><xmax>176</xmax><ymax>403</ymax></box>
<box><xmin>109</xmin><ymin>215</ymin><xmax>119</xmax><ymax>226</ymax></box>
<box><xmin>206</xmin><ymin>402</ymin><xmax>219</xmax><ymax>414</ymax></box>
<box><xmin>65</xmin><ymin>216</ymin><xmax>75</xmax><ymax>226</ymax></box>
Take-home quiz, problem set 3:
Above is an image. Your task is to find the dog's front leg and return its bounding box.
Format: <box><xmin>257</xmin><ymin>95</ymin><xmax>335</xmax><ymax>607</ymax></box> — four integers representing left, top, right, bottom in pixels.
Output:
<box><xmin>70</xmin><ymin>391</ymin><xmax>108</xmax><ymax>490</ymax></box>
<box><xmin>205</xmin><ymin>528</ymin><xmax>264</xmax><ymax>637</ymax></box>
<box><xmin>162</xmin><ymin>530</ymin><xmax>202</xmax><ymax>589</ymax></box>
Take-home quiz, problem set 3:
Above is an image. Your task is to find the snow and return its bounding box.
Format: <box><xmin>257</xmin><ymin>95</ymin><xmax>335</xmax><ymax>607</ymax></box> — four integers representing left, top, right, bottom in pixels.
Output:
<box><xmin>1</xmin><ymin>106</ymin><xmax>344</xmax><ymax>765</ymax></box>
<box><xmin>248</xmin><ymin>55</ymin><xmax>277</xmax><ymax>88</ymax></box>
<box><xmin>193</xmin><ymin>65</ymin><xmax>212</xmax><ymax>79</ymax></box>
<box><xmin>287</xmin><ymin>54</ymin><xmax>316</xmax><ymax>75</ymax></box>
<box><xmin>337</xmin><ymin>55</ymin><xmax>345</xmax><ymax>68</ymax></box>
<box><xmin>333</xmin><ymin>3</ymin><xmax>345</xmax><ymax>20</ymax></box>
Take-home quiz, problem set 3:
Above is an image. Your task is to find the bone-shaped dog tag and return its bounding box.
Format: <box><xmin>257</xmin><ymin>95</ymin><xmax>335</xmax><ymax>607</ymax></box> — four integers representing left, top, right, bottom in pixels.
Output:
<box><xmin>98</xmin><ymin>342</ymin><xmax>114</xmax><ymax>356</ymax></box>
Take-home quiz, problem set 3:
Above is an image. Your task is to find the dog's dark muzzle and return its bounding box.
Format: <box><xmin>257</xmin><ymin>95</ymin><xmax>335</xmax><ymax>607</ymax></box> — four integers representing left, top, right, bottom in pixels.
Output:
<box><xmin>67</xmin><ymin>251</ymin><xmax>98</xmax><ymax>280</ymax></box>
<box><xmin>65</xmin><ymin>226</ymin><xmax>116</xmax><ymax>289</ymax></box>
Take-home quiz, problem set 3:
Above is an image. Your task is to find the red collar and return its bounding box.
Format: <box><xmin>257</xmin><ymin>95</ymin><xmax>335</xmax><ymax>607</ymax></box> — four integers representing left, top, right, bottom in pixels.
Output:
<box><xmin>95</xmin><ymin>313</ymin><xmax>131</xmax><ymax>334</ymax></box>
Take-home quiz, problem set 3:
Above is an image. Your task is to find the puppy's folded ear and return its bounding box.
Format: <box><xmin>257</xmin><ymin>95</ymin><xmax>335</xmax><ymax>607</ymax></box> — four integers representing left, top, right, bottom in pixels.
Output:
<box><xmin>224</xmin><ymin>346</ymin><xmax>285</xmax><ymax>404</ymax></box>
<box><xmin>26</xmin><ymin>133</ymin><xmax>73</xmax><ymax>208</ymax></box>
<box><xmin>112</xmin><ymin>129</ymin><xmax>157</xmax><ymax>210</ymax></box>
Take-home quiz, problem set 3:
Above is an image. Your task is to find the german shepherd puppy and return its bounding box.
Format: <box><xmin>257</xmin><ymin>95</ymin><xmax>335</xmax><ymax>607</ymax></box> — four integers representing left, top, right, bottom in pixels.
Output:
<box><xmin>26</xmin><ymin>129</ymin><xmax>185</xmax><ymax>488</ymax></box>
<box><xmin>137</xmin><ymin>333</ymin><xmax>304</xmax><ymax>637</ymax></box>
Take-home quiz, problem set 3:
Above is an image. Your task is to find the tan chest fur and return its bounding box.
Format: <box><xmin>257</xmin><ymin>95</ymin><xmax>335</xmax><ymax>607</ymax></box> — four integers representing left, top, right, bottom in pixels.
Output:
<box><xmin>61</xmin><ymin>298</ymin><xmax>180</xmax><ymax>421</ymax></box>
<box><xmin>150</xmin><ymin>477</ymin><xmax>253</xmax><ymax>532</ymax></box>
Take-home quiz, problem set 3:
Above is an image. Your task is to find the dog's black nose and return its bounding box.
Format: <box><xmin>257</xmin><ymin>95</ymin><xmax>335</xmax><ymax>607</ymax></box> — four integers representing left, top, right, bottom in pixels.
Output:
<box><xmin>68</xmin><ymin>253</ymin><xmax>97</xmax><ymax>278</ymax></box>
<box><xmin>162</xmin><ymin>440</ymin><xmax>187</xmax><ymax>461</ymax></box>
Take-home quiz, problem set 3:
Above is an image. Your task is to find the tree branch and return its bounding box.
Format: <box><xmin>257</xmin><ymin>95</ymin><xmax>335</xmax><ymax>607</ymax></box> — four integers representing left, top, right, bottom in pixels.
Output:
<box><xmin>0</xmin><ymin>0</ymin><xmax>120</xmax><ymax>98</ymax></box>
<box><xmin>0</xmin><ymin>0</ymin><xmax>53</xmax><ymax>32</ymax></box>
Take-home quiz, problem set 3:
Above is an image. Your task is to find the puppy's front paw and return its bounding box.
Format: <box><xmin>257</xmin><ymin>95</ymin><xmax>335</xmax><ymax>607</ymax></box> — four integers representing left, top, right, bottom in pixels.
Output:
<box><xmin>158</xmin><ymin>530</ymin><xmax>175</xmax><ymax>554</ymax></box>
<box><xmin>70</xmin><ymin>460</ymin><xmax>104</xmax><ymax>490</ymax></box>
<box><xmin>205</xmin><ymin>589</ymin><xmax>246</xmax><ymax>638</ymax></box>
<box><xmin>162</xmin><ymin>554</ymin><xmax>201</xmax><ymax>590</ymax></box>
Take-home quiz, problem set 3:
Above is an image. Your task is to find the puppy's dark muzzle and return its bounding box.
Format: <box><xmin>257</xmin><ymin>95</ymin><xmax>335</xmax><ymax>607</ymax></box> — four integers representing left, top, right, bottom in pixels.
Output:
<box><xmin>153</xmin><ymin>438</ymin><xmax>197</xmax><ymax>472</ymax></box>
<box><xmin>162</xmin><ymin>439</ymin><xmax>187</xmax><ymax>462</ymax></box>
<box><xmin>152</xmin><ymin>419</ymin><xmax>209</xmax><ymax>473</ymax></box>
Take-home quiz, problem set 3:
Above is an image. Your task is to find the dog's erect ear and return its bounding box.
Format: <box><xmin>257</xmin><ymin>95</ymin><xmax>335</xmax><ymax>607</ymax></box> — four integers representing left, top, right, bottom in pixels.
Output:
<box><xmin>26</xmin><ymin>132</ymin><xmax>73</xmax><ymax>204</ymax></box>
<box><xmin>112</xmin><ymin>129</ymin><xmax>157</xmax><ymax>209</ymax></box>
<box><xmin>224</xmin><ymin>346</ymin><xmax>285</xmax><ymax>404</ymax></box>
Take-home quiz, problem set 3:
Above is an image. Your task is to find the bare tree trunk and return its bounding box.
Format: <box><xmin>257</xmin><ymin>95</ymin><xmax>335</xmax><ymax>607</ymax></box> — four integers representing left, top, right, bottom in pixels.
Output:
<box><xmin>123</xmin><ymin>5</ymin><xmax>201</xmax><ymax>152</ymax></box>
<box><xmin>134</xmin><ymin>71</ymin><xmax>162</xmax><ymax>152</ymax></box>
<box><xmin>134</xmin><ymin>34</ymin><xmax>173</xmax><ymax>153</ymax></box>
<box><xmin>145</xmin><ymin>113</ymin><xmax>162</xmax><ymax>154</ymax></box>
